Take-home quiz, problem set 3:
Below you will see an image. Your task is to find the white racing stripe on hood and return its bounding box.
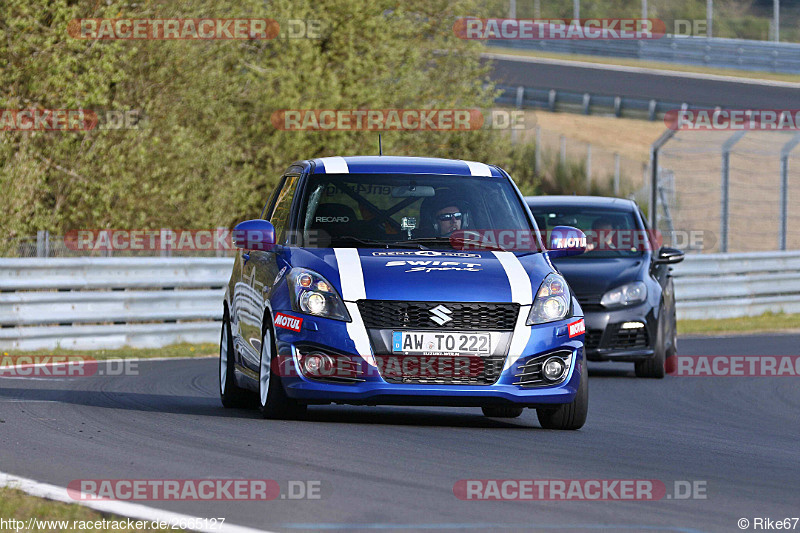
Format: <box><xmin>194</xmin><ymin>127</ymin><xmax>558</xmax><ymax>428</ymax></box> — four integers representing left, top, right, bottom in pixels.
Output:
<box><xmin>492</xmin><ymin>251</ymin><xmax>533</xmax><ymax>371</ymax></box>
<box><xmin>334</xmin><ymin>248</ymin><xmax>375</xmax><ymax>367</ymax></box>
<box><xmin>463</xmin><ymin>160</ymin><xmax>492</xmax><ymax>177</ymax></box>
<box><xmin>319</xmin><ymin>156</ymin><xmax>349</xmax><ymax>174</ymax></box>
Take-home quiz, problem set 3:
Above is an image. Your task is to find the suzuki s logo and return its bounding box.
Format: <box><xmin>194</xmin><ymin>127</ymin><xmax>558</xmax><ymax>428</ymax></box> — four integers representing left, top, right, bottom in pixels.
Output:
<box><xmin>430</xmin><ymin>305</ymin><xmax>453</xmax><ymax>326</ymax></box>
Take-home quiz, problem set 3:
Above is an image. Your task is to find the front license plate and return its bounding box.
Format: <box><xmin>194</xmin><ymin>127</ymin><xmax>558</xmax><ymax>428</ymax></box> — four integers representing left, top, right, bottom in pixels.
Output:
<box><xmin>392</xmin><ymin>331</ymin><xmax>491</xmax><ymax>356</ymax></box>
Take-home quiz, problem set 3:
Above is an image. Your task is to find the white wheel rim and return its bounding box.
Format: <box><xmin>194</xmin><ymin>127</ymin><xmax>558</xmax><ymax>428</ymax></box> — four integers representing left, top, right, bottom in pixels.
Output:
<box><xmin>259</xmin><ymin>329</ymin><xmax>272</xmax><ymax>406</ymax></box>
<box><xmin>220</xmin><ymin>323</ymin><xmax>228</xmax><ymax>394</ymax></box>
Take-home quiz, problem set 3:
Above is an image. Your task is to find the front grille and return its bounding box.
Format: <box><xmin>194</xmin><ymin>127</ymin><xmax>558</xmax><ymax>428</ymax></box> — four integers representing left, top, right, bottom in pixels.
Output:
<box><xmin>377</xmin><ymin>354</ymin><xmax>505</xmax><ymax>385</ymax></box>
<box><xmin>576</xmin><ymin>293</ymin><xmax>604</xmax><ymax>312</ymax></box>
<box><xmin>584</xmin><ymin>329</ymin><xmax>603</xmax><ymax>351</ymax></box>
<box><xmin>357</xmin><ymin>301</ymin><xmax>519</xmax><ymax>330</ymax></box>
<box><xmin>607</xmin><ymin>324</ymin><xmax>649</xmax><ymax>350</ymax></box>
<box><xmin>513</xmin><ymin>350</ymin><xmax>572</xmax><ymax>387</ymax></box>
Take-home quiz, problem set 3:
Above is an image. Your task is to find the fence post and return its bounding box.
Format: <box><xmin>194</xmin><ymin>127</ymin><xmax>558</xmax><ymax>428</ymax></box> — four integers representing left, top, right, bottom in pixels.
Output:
<box><xmin>779</xmin><ymin>134</ymin><xmax>800</xmax><ymax>250</ymax></box>
<box><xmin>649</xmin><ymin>128</ymin><xmax>678</xmax><ymax>232</ymax></box>
<box><xmin>719</xmin><ymin>131</ymin><xmax>746</xmax><ymax>253</ymax></box>
<box><xmin>36</xmin><ymin>230</ymin><xmax>50</xmax><ymax>258</ymax></box>
<box><xmin>535</xmin><ymin>126</ymin><xmax>542</xmax><ymax>175</ymax></box>
<box><xmin>586</xmin><ymin>144</ymin><xmax>592</xmax><ymax>192</ymax></box>
<box><xmin>614</xmin><ymin>153</ymin><xmax>621</xmax><ymax>196</ymax></box>
<box><xmin>560</xmin><ymin>135</ymin><xmax>566</xmax><ymax>166</ymax></box>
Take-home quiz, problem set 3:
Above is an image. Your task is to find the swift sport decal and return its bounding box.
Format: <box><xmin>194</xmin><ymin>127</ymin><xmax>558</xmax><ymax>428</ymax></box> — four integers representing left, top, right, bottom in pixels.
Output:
<box><xmin>384</xmin><ymin>259</ymin><xmax>483</xmax><ymax>273</ymax></box>
<box><xmin>274</xmin><ymin>312</ymin><xmax>303</xmax><ymax>332</ymax></box>
<box><xmin>568</xmin><ymin>319</ymin><xmax>586</xmax><ymax>338</ymax></box>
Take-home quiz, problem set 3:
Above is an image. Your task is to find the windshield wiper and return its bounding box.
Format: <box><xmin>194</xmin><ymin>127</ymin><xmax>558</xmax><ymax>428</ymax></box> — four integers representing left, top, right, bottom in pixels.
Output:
<box><xmin>329</xmin><ymin>236</ymin><xmax>429</xmax><ymax>249</ymax></box>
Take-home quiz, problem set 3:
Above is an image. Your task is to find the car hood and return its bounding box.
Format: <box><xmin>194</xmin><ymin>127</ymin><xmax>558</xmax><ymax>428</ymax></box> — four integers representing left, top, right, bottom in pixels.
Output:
<box><xmin>552</xmin><ymin>256</ymin><xmax>647</xmax><ymax>297</ymax></box>
<box><xmin>283</xmin><ymin>248</ymin><xmax>553</xmax><ymax>303</ymax></box>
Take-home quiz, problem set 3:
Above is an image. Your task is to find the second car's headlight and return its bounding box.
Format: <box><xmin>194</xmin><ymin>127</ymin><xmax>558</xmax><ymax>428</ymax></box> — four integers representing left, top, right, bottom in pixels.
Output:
<box><xmin>287</xmin><ymin>268</ymin><xmax>351</xmax><ymax>321</ymax></box>
<box><xmin>601</xmin><ymin>281</ymin><xmax>647</xmax><ymax>308</ymax></box>
<box><xmin>527</xmin><ymin>273</ymin><xmax>572</xmax><ymax>325</ymax></box>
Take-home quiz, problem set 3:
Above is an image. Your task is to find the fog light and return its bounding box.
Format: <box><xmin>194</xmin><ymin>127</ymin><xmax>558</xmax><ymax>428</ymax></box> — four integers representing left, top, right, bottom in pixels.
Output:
<box><xmin>542</xmin><ymin>357</ymin><xmax>566</xmax><ymax>381</ymax></box>
<box><xmin>303</xmin><ymin>354</ymin><xmax>323</xmax><ymax>375</ymax></box>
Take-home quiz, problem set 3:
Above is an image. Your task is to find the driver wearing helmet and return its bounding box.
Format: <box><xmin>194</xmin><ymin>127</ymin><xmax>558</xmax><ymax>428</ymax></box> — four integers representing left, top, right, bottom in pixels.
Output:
<box><xmin>421</xmin><ymin>194</ymin><xmax>469</xmax><ymax>238</ymax></box>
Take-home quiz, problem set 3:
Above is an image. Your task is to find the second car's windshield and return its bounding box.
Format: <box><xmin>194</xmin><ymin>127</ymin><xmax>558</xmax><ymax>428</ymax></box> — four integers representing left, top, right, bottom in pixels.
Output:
<box><xmin>299</xmin><ymin>173</ymin><xmax>538</xmax><ymax>250</ymax></box>
<box><xmin>529</xmin><ymin>206</ymin><xmax>649</xmax><ymax>258</ymax></box>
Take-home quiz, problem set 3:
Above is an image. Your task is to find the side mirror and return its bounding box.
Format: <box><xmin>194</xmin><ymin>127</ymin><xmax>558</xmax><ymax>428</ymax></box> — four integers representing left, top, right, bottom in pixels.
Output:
<box><xmin>232</xmin><ymin>219</ymin><xmax>276</xmax><ymax>250</ymax></box>
<box><xmin>654</xmin><ymin>246</ymin><xmax>684</xmax><ymax>265</ymax></box>
<box><xmin>547</xmin><ymin>226</ymin><xmax>586</xmax><ymax>258</ymax></box>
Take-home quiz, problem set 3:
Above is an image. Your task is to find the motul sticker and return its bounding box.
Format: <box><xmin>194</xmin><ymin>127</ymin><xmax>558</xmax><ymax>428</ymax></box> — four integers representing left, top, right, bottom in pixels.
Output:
<box><xmin>568</xmin><ymin>319</ymin><xmax>585</xmax><ymax>338</ymax></box>
<box><xmin>274</xmin><ymin>312</ymin><xmax>303</xmax><ymax>332</ymax></box>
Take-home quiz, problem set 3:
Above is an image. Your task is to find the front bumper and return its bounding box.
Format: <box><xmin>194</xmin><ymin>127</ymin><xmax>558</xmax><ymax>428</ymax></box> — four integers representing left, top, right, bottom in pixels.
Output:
<box><xmin>272</xmin><ymin>311</ymin><xmax>585</xmax><ymax>407</ymax></box>
<box><xmin>581</xmin><ymin>302</ymin><xmax>656</xmax><ymax>362</ymax></box>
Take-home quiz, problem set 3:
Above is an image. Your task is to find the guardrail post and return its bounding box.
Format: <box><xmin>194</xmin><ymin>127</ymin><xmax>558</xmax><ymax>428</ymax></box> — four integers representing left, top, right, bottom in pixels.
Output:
<box><xmin>779</xmin><ymin>134</ymin><xmax>800</xmax><ymax>250</ymax></box>
<box><xmin>648</xmin><ymin>99</ymin><xmax>657</xmax><ymax>121</ymax></box>
<box><xmin>720</xmin><ymin>131</ymin><xmax>747</xmax><ymax>253</ymax></box>
<box><xmin>535</xmin><ymin>126</ymin><xmax>542</xmax><ymax>175</ymax></box>
<box><xmin>582</xmin><ymin>93</ymin><xmax>591</xmax><ymax>115</ymax></box>
<box><xmin>614</xmin><ymin>153</ymin><xmax>621</xmax><ymax>195</ymax></box>
<box><xmin>613</xmin><ymin>96</ymin><xmax>622</xmax><ymax>118</ymax></box>
<box><xmin>548</xmin><ymin>89</ymin><xmax>557</xmax><ymax>112</ymax></box>
<box><xmin>649</xmin><ymin>128</ymin><xmax>678</xmax><ymax>231</ymax></box>
<box><xmin>515</xmin><ymin>86</ymin><xmax>524</xmax><ymax>109</ymax></box>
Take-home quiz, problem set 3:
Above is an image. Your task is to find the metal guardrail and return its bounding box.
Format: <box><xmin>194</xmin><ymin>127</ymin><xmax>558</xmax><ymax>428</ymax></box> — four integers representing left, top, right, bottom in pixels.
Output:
<box><xmin>673</xmin><ymin>251</ymin><xmax>800</xmax><ymax>320</ymax></box>
<box><xmin>489</xmin><ymin>35</ymin><xmax>800</xmax><ymax>74</ymax></box>
<box><xmin>0</xmin><ymin>254</ymin><xmax>797</xmax><ymax>350</ymax></box>
<box><xmin>0</xmin><ymin>258</ymin><xmax>233</xmax><ymax>350</ymax></box>
<box><xmin>494</xmin><ymin>83</ymin><xmax>698</xmax><ymax>120</ymax></box>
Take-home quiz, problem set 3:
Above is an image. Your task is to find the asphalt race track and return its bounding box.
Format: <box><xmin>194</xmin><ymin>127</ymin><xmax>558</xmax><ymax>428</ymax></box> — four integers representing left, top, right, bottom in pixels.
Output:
<box><xmin>485</xmin><ymin>53</ymin><xmax>800</xmax><ymax>109</ymax></box>
<box><xmin>1</xmin><ymin>333</ymin><xmax>798</xmax><ymax>533</ymax></box>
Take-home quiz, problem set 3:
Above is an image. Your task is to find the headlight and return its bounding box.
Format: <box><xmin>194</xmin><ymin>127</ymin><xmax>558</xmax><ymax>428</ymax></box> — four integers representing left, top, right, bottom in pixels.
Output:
<box><xmin>287</xmin><ymin>268</ymin><xmax>351</xmax><ymax>321</ymax></box>
<box><xmin>600</xmin><ymin>281</ymin><xmax>647</xmax><ymax>308</ymax></box>
<box><xmin>527</xmin><ymin>273</ymin><xmax>571</xmax><ymax>325</ymax></box>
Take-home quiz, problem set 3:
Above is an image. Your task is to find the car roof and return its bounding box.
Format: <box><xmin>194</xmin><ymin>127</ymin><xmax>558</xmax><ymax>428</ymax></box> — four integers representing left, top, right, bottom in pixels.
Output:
<box><xmin>307</xmin><ymin>156</ymin><xmax>505</xmax><ymax>177</ymax></box>
<box><xmin>524</xmin><ymin>195</ymin><xmax>638</xmax><ymax>211</ymax></box>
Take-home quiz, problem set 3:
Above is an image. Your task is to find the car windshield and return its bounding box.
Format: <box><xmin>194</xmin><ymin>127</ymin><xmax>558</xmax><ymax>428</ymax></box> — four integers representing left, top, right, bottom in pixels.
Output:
<box><xmin>528</xmin><ymin>205</ymin><xmax>650</xmax><ymax>258</ymax></box>
<box><xmin>299</xmin><ymin>173</ymin><xmax>540</xmax><ymax>251</ymax></box>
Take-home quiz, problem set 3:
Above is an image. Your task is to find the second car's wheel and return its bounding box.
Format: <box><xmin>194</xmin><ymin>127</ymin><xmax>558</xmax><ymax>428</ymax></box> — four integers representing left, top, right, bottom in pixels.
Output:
<box><xmin>219</xmin><ymin>315</ymin><xmax>247</xmax><ymax>408</ymax></box>
<box><xmin>257</xmin><ymin>321</ymin><xmax>307</xmax><ymax>420</ymax></box>
<box><xmin>635</xmin><ymin>310</ymin><xmax>667</xmax><ymax>379</ymax></box>
<box><xmin>481</xmin><ymin>406</ymin><xmax>524</xmax><ymax>418</ymax></box>
<box><xmin>537</xmin><ymin>359</ymin><xmax>588</xmax><ymax>430</ymax></box>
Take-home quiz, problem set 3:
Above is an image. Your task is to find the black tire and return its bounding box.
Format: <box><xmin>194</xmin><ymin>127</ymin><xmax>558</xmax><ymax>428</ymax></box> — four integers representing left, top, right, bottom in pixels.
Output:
<box><xmin>537</xmin><ymin>359</ymin><xmax>588</xmax><ymax>430</ymax></box>
<box><xmin>635</xmin><ymin>311</ymin><xmax>667</xmax><ymax>379</ymax></box>
<box><xmin>219</xmin><ymin>315</ymin><xmax>248</xmax><ymax>408</ymax></box>
<box><xmin>481</xmin><ymin>406</ymin><xmax>524</xmax><ymax>418</ymax></box>
<box><xmin>257</xmin><ymin>320</ymin><xmax>307</xmax><ymax>420</ymax></box>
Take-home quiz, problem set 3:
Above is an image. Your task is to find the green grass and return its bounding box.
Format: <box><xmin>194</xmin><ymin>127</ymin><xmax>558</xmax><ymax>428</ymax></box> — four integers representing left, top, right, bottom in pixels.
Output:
<box><xmin>1</xmin><ymin>343</ymin><xmax>217</xmax><ymax>360</ymax></box>
<box><xmin>485</xmin><ymin>45</ymin><xmax>800</xmax><ymax>83</ymax></box>
<box><xmin>0</xmin><ymin>487</ymin><xmax>164</xmax><ymax>532</ymax></box>
<box><xmin>678</xmin><ymin>312</ymin><xmax>800</xmax><ymax>336</ymax></box>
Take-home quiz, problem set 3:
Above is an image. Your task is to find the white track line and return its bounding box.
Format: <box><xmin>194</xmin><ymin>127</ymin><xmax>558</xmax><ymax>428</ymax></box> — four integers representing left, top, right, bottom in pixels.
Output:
<box><xmin>482</xmin><ymin>51</ymin><xmax>800</xmax><ymax>88</ymax></box>
<box><xmin>0</xmin><ymin>472</ymin><xmax>275</xmax><ymax>533</ymax></box>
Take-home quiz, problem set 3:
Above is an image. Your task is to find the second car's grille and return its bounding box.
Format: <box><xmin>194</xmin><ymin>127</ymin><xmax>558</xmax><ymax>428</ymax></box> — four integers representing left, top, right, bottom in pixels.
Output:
<box><xmin>607</xmin><ymin>324</ymin><xmax>649</xmax><ymax>350</ymax></box>
<box><xmin>576</xmin><ymin>293</ymin><xmax>604</xmax><ymax>312</ymax></box>
<box><xmin>357</xmin><ymin>301</ymin><xmax>520</xmax><ymax>330</ymax></box>
<box><xmin>584</xmin><ymin>329</ymin><xmax>603</xmax><ymax>351</ymax></box>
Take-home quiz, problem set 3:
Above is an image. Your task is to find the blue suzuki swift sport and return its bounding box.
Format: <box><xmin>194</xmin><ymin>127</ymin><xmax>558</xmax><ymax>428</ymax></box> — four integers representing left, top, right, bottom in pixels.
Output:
<box><xmin>220</xmin><ymin>156</ymin><xmax>589</xmax><ymax>429</ymax></box>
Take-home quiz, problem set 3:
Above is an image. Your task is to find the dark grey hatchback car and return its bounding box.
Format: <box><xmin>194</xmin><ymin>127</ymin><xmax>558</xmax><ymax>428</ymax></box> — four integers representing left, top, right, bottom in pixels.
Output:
<box><xmin>526</xmin><ymin>196</ymin><xmax>684</xmax><ymax>378</ymax></box>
